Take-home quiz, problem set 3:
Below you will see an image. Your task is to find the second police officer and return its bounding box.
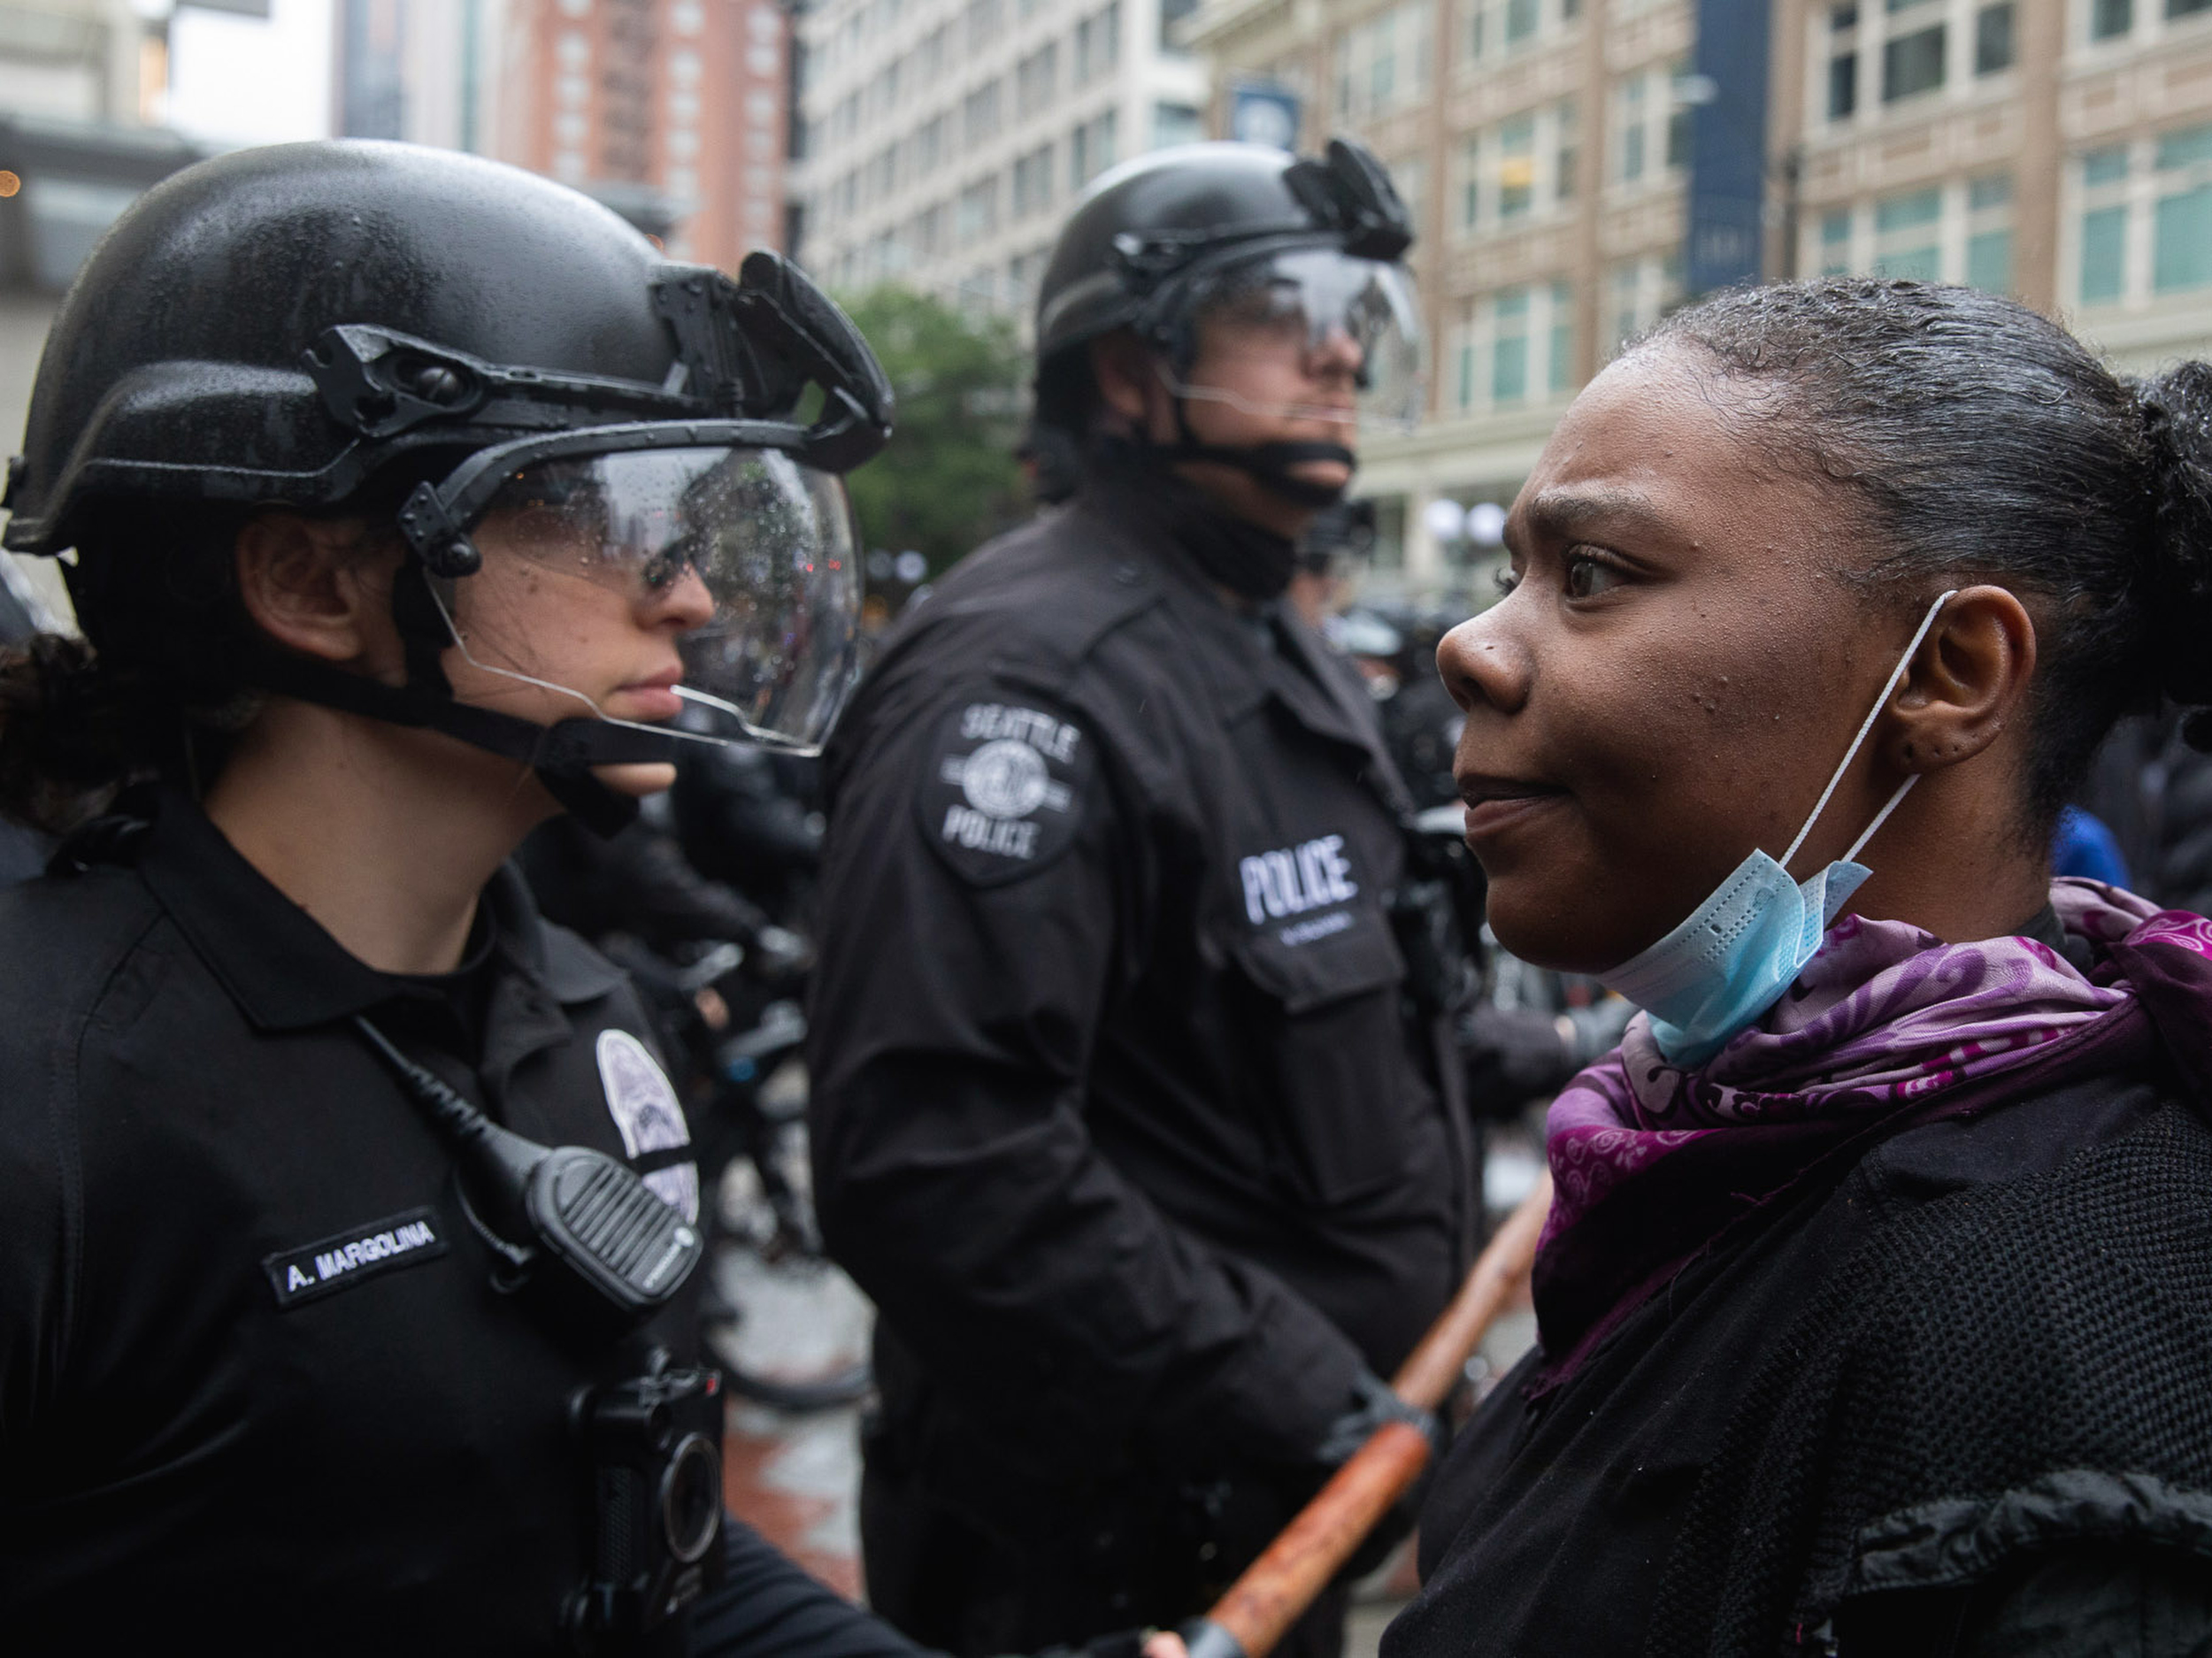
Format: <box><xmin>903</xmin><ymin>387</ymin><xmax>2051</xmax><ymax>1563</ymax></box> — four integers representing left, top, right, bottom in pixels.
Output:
<box><xmin>808</xmin><ymin>139</ymin><xmax>1475</xmax><ymax>1658</ymax></box>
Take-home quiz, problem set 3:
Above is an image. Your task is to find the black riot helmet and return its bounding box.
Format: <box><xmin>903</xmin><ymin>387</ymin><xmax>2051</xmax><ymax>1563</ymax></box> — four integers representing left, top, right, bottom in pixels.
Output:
<box><xmin>1033</xmin><ymin>136</ymin><xmax>1421</xmax><ymax>508</ymax></box>
<box><xmin>4</xmin><ymin>140</ymin><xmax>891</xmax><ymax>830</ymax></box>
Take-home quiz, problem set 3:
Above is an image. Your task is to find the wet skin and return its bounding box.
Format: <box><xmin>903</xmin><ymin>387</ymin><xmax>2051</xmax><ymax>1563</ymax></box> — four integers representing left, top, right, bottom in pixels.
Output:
<box><xmin>442</xmin><ymin>505</ymin><xmax>716</xmax><ymax>799</ymax></box>
<box><xmin>1436</xmin><ymin>340</ymin><xmax>2045</xmax><ymax>977</ymax></box>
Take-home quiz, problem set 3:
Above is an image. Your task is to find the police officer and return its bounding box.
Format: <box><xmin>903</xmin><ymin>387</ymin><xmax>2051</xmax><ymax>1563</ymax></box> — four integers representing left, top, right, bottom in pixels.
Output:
<box><xmin>0</xmin><ymin>140</ymin><xmax>942</xmax><ymax>1656</ymax></box>
<box><xmin>807</xmin><ymin>139</ymin><xmax>1471</xmax><ymax>1658</ymax></box>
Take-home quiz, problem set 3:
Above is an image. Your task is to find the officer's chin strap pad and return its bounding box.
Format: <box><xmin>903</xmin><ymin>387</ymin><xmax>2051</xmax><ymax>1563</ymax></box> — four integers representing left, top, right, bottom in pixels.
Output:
<box><xmin>1156</xmin><ymin>383</ymin><xmax>1357</xmax><ymax>510</ymax></box>
<box><xmin>1158</xmin><ymin>435</ymin><xmax>1358</xmax><ymax>511</ymax></box>
<box><xmin>243</xmin><ymin>564</ymin><xmax>677</xmax><ymax>838</ymax></box>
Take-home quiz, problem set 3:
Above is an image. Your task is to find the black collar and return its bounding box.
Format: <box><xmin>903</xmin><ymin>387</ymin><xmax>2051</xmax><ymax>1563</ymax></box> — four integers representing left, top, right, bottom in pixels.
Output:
<box><xmin>2014</xmin><ymin>901</ymin><xmax>2097</xmax><ymax>975</ymax></box>
<box><xmin>136</xmin><ymin>789</ymin><xmax>625</xmax><ymax>1032</ymax></box>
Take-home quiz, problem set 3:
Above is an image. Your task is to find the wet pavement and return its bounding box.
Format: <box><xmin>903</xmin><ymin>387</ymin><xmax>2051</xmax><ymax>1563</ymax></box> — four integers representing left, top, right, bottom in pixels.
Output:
<box><xmin>713</xmin><ymin>1239</ymin><xmax>873</xmax><ymax>1600</ymax></box>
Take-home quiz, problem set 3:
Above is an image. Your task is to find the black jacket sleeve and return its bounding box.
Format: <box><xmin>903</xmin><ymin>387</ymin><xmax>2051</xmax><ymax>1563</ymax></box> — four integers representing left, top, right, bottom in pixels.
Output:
<box><xmin>806</xmin><ymin>678</ymin><xmax>1366</xmax><ymax>1485</ymax></box>
<box><xmin>689</xmin><ymin>1518</ymin><xmax>930</xmax><ymax>1658</ymax></box>
<box><xmin>1838</xmin><ymin>1550</ymin><xmax>2212</xmax><ymax>1657</ymax></box>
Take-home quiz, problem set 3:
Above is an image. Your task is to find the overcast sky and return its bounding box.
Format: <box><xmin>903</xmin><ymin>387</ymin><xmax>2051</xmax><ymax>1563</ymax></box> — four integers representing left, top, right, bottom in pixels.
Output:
<box><xmin>164</xmin><ymin>0</ymin><xmax>334</xmax><ymax>152</ymax></box>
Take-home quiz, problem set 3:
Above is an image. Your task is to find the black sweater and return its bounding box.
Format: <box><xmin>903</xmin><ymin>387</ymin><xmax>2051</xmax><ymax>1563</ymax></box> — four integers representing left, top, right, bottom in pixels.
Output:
<box><xmin>1388</xmin><ymin>1062</ymin><xmax>2212</xmax><ymax>1658</ymax></box>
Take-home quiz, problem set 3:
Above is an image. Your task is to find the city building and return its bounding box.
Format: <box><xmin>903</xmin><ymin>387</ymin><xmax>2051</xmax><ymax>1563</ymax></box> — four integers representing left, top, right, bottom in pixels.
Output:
<box><xmin>788</xmin><ymin>0</ymin><xmax>1210</xmax><ymax>315</ymax></box>
<box><xmin>334</xmin><ymin>0</ymin><xmax>792</xmax><ymax>268</ymax></box>
<box><xmin>1779</xmin><ymin>0</ymin><xmax>2212</xmax><ymax>377</ymax></box>
<box><xmin>1184</xmin><ymin>0</ymin><xmax>2212</xmax><ymax>606</ymax></box>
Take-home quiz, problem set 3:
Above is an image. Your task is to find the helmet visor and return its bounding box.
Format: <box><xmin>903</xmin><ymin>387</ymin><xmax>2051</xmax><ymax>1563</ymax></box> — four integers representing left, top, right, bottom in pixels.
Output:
<box><xmin>453</xmin><ymin>444</ymin><xmax>862</xmax><ymax>753</ymax></box>
<box><xmin>1173</xmin><ymin>247</ymin><xmax>1425</xmax><ymax>432</ymax></box>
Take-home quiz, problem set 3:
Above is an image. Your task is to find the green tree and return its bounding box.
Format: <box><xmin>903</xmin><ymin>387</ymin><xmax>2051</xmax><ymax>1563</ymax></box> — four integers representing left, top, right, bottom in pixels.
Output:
<box><xmin>836</xmin><ymin>285</ymin><xmax>1031</xmax><ymax>578</ymax></box>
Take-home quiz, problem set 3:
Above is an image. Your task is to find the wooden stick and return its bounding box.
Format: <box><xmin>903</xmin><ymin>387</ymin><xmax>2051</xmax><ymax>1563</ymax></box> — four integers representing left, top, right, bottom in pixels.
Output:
<box><xmin>1187</xmin><ymin>1175</ymin><xmax>1553</xmax><ymax>1658</ymax></box>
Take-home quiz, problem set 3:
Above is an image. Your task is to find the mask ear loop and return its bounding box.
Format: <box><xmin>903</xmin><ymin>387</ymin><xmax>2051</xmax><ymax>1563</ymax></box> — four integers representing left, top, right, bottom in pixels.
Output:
<box><xmin>1780</xmin><ymin>589</ymin><xmax>1959</xmax><ymax>871</ymax></box>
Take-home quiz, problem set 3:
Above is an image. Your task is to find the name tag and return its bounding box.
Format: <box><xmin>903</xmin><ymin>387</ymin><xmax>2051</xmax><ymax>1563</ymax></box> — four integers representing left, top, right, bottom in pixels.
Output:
<box><xmin>262</xmin><ymin>1206</ymin><xmax>449</xmax><ymax>1309</ymax></box>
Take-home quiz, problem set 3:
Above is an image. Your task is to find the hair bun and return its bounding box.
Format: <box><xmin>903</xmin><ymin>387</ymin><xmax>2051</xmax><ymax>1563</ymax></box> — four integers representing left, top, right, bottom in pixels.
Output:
<box><xmin>2133</xmin><ymin>363</ymin><xmax>2212</xmax><ymax>711</ymax></box>
<box><xmin>0</xmin><ymin>631</ymin><xmax>131</xmax><ymax>833</ymax></box>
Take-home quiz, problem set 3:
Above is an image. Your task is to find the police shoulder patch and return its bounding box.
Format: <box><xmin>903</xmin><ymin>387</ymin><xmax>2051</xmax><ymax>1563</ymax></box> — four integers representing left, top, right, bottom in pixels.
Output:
<box><xmin>918</xmin><ymin>694</ymin><xmax>1095</xmax><ymax>886</ymax></box>
<box><xmin>595</xmin><ymin>1029</ymin><xmax>699</xmax><ymax>1222</ymax></box>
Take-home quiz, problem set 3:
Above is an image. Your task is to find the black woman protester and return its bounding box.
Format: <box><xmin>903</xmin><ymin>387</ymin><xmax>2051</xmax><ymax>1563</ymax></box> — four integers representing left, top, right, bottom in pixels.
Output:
<box><xmin>0</xmin><ymin>139</ymin><xmax>944</xmax><ymax>1657</ymax></box>
<box><xmin>1387</xmin><ymin>280</ymin><xmax>2212</xmax><ymax>1658</ymax></box>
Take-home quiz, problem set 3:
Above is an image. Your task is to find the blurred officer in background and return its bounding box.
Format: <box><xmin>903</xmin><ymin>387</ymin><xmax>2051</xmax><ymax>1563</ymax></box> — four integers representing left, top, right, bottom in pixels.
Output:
<box><xmin>807</xmin><ymin>138</ymin><xmax>1473</xmax><ymax>1658</ymax></box>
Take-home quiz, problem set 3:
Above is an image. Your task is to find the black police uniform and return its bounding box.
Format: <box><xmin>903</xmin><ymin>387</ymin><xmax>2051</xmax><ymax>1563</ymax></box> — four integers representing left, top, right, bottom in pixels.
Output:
<box><xmin>807</xmin><ymin>487</ymin><xmax>1475</xmax><ymax>1654</ymax></box>
<box><xmin>0</xmin><ymin>790</ymin><xmax>919</xmax><ymax>1656</ymax></box>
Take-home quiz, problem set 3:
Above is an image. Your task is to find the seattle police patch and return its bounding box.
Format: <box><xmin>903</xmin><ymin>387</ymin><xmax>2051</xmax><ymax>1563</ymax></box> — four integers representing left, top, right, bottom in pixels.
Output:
<box><xmin>919</xmin><ymin>695</ymin><xmax>1094</xmax><ymax>885</ymax></box>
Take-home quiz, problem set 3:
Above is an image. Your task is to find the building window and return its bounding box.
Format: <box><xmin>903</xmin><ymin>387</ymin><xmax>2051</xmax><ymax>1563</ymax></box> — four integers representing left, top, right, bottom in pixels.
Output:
<box><xmin>957</xmin><ymin>174</ymin><xmax>999</xmax><ymax>241</ymax></box>
<box><xmin>1012</xmin><ymin>144</ymin><xmax>1055</xmax><ymax>217</ymax></box>
<box><xmin>1882</xmin><ymin>23</ymin><xmax>1945</xmax><ymax>101</ymax></box>
<box><xmin>1605</xmin><ymin>249</ymin><xmax>1683</xmax><ymax>353</ymax></box>
<box><xmin>1965</xmin><ymin>171</ymin><xmax>2014</xmax><ymax>290</ymax></box>
<box><xmin>1008</xmin><ymin>249</ymin><xmax>1049</xmax><ymax>305</ymax></box>
<box><xmin>1070</xmin><ymin>108</ymin><xmax>1118</xmax><ymax>188</ymax></box>
<box><xmin>1871</xmin><ymin>186</ymin><xmax>1941</xmax><ymax>277</ymax></box>
<box><xmin>1548</xmin><ymin>279</ymin><xmax>1574</xmax><ymax>393</ymax></box>
<box><xmin>2173</xmin><ymin>0</ymin><xmax>2212</xmax><ymax>19</ymax></box>
<box><xmin>1829</xmin><ymin>48</ymin><xmax>1858</xmax><ymax>119</ymax></box>
<box><xmin>1613</xmin><ymin>65</ymin><xmax>1689</xmax><ymax>188</ymax></box>
<box><xmin>2090</xmin><ymin>0</ymin><xmax>2132</xmax><ymax>36</ymax></box>
<box><xmin>1017</xmin><ymin>44</ymin><xmax>1058</xmax><ymax>117</ymax></box>
<box><xmin>1456</xmin><ymin>97</ymin><xmax>1580</xmax><ymax>235</ymax></box>
<box><xmin>1160</xmin><ymin>0</ymin><xmax>1198</xmax><ymax>50</ymax></box>
<box><xmin>1808</xmin><ymin>174</ymin><xmax>2015</xmax><ymax>291</ymax></box>
<box><xmin>1073</xmin><ymin>4</ymin><xmax>1123</xmax><ymax>85</ymax></box>
<box><xmin>1337</xmin><ymin>0</ymin><xmax>1432</xmax><ymax>120</ymax></box>
<box><xmin>964</xmin><ymin>79</ymin><xmax>1002</xmax><ymax>146</ymax></box>
<box><xmin>1819</xmin><ymin>208</ymin><xmax>1852</xmax><ymax>273</ymax></box>
<box><xmin>964</xmin><ymin>0</ymin><xmax>1003</xmax><ymax>52</ymax></box>
<box><xmin>1492</xmin><ymin>288</ymin><xmax>1530</xmax><ymax>403</ymax></box>
<box><xmin>1666</xmin><ymin>69</ymin><xmax>1693</xmax><ymax>167</ymax></box>
<box><xmin>1463</xmin><ymin>0</ymin><xmax>1576</xmax><ymax>64</ymax></box>
<box><xmin>1450</xmin><ymin>283</ymin><xmax>1580</xmax><ymax>411</ymax></box>
<box><xmin>2155</xmin><ymin>124</ymin><xmax>2212</xmax><ymax>292</ymax></box>
<box><xmin>1973</xmin><ymin>2</ymin><xmax>2013</xmax><ymax>69</ymax></box>
<box><xmin>1154</xmin><ymin>101</ymin><xmax>1202</xmax><ymax>148</ymax></box>
<box><xmin>1498</xmin><ymin>114</ymin><xmax>1534</xmax><ymax>219</ymax></box>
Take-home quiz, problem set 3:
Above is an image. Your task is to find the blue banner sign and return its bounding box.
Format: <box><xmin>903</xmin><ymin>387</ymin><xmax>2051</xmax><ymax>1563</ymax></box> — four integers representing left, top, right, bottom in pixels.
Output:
<box><xmin>1685</xmin><ymin>0</ymin><xmax>1772</xmax><ymax>295</ymax></box>
<box><xmin>1229</xmin><ymin>81</ymin><xmax>1301</xmax><ymax>151</ymax></box>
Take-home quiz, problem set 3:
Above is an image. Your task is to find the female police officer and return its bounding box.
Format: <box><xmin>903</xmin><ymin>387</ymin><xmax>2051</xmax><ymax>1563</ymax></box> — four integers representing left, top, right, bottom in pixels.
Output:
<box><xmin>0</xmin><ymin>139</ymin><xmax>933</xmax><ymax>1654</ymax></box>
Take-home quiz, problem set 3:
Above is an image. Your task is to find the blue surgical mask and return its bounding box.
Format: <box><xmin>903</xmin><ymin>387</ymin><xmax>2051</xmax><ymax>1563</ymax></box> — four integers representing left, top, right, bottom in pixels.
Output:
<box><xmin>1597</xmin><ymin>591</ymin><xmax>1957</xmax><ymax>1069</ymax></box>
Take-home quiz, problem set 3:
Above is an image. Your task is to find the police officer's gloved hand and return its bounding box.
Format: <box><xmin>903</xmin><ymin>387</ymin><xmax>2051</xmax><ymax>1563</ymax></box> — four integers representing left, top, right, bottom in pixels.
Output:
<box><xmin>1457</xmin><ymin>1004</ymin><xmax>1580</xmax><ymax>1118</ymax></box>
<box><xmin>1310</xmin><ymin>1370</ymin><xmax>1446</xmax><ymax>1579</ymax></box>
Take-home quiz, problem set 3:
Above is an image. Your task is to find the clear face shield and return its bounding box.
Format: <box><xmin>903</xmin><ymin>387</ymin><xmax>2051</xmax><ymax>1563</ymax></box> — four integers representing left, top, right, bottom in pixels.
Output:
<box><xmin>1163</xmin><ymin>246</ymin><xmax>1425</xmax><ymax>434</ymax></box>
<box><xmin>419</xmin><ymin>433</ymin><xmax>864</xmax><ymax>755</ymax></box>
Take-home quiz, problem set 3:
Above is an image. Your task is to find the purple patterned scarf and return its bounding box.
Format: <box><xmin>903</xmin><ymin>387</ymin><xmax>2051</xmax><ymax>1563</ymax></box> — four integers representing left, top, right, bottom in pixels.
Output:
<box><xmin>1531</xmin><ymin>879</ymin><xmax>2212</xmax><ymax>1388</ymax></box>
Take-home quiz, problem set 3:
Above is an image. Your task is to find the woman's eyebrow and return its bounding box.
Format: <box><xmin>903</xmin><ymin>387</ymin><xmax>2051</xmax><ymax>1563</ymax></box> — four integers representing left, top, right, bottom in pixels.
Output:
<box><xmin>1520</xmin><ymin>486</ymin><xmax>1674</xmax><ymax>541</ymax></box>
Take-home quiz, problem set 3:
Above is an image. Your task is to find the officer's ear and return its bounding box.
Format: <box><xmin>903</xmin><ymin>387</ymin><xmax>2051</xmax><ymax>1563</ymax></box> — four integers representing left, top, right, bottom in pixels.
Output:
<box><xmin>1089</xmin><ymin>330</ymin><xmax>1162</xmax><ymax>431</ymax></box>
<box><xmin>234</xmin><ymin>511</ymin><xmax>404</xmax><ymax>672</ymax></box>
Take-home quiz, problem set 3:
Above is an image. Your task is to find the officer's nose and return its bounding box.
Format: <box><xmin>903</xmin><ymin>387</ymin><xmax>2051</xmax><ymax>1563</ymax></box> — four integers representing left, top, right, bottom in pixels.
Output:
<box><xmin>642</xmin><ymin>562</ymin><xmax>716</xmax><ymax>633</ymax></box>
<box><xmin>1305</xmin><ymin>324</ymin><xmax>1363</xmax><ymax>390</ymax></box>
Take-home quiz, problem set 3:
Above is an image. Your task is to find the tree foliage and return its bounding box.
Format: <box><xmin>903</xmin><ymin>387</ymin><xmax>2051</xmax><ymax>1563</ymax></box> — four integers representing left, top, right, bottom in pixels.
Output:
<box><xmin>835</xmin><ymin>285</ymin><xmax>1031</xmax><ymax>577</ymax></box>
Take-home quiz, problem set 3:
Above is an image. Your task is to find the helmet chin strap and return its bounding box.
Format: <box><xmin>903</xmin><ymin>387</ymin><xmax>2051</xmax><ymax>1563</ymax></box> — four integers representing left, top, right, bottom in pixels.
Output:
<box><xmin>1151</xmin><ymin>383</ymin><xmax>1357</xmax><ymax>510</ymax></box>
<box><xmin>244</xmin><ymin>559</ymin><xmax>671</xmax><ymax>837</ymax></box>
